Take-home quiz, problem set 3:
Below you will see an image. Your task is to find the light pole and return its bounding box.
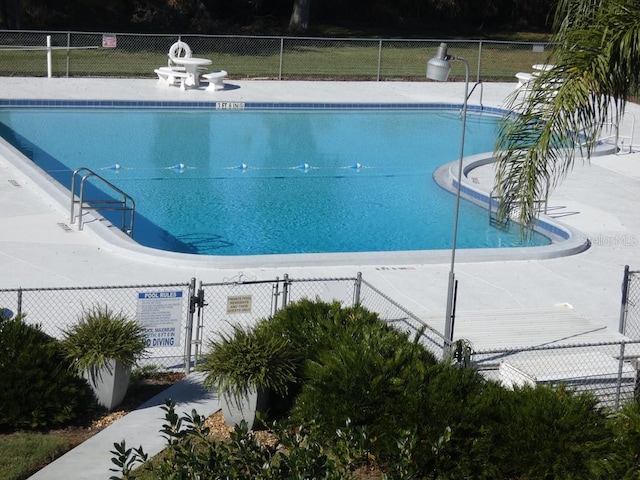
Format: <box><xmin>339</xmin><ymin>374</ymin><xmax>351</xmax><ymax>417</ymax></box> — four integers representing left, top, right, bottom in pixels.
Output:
<box><xmin>426</xmin><ymin>42</ymin><xmax>469</xmax><ymax>356</ymax></box>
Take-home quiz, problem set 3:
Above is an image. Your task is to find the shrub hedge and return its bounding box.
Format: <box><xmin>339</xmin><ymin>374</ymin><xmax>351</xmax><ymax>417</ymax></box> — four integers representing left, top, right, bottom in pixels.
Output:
<box><xmin>0</xmin><ymin>315</ymin><xmax>93</xmax><ymax>430</ymax></box>
<box><xmin>116</xmin><ymin>300</ymin><xmax>640</xmax><ymax>479</ymax></box>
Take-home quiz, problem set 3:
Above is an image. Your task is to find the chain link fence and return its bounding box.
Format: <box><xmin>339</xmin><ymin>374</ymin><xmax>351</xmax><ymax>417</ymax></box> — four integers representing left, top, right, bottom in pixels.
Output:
<box><xmin>192</xmin><ymin>273</ymin><xmax>445</xmax><ymax>365</ymax></box>
<box><xmin>0</xmin><ymin>281</ymin><xmax>194</xmax><ymax>370</ymax></box>
<box><xmin>358</xmin><ymin>278</ymin><xmax>446</xmax><ymax>358</ymax></box>
<box><xmin>469</xmin><ymin>264</ymin><xmax>640</xmax><ymax>410</ymax></box>
<box><xmin>472</xmin><ymin>340</ymin><xmax>640</xmax><ymax>409</ymax></box>
<box><xmin>0</xmin><ymin>273</ymin><xmax>442</xmax><ymax>373</ymax></box>
<box><xmin>620</xmin><ymin>265</ymin><xmax>640</xmax><ymax>339</ymax></box>
<box><xmin>2</xmin><ymin>269</ymin><xmax>639</xmax><ymax>409</ymax></box>
<box><xmin>0</xmin><ymin>30</ymin><xmax>553</xmax><ymax>82</ymax></box>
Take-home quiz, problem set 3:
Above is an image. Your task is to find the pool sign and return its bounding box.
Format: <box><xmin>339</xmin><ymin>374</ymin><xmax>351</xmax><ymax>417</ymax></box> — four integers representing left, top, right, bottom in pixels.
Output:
<box><xmin>102</xmin><ymin>34</ymin><xmax>117</xmax><ymax>48</ymax></box>
<box><xmin>136</xmin><ymin>291</ymin><xmax>183</xmax><ymax>348</ymax></box>
<box><xmin>226</xmin><ymin>295</ymin><xmax>252</xmax><ymax>314</ymax></box>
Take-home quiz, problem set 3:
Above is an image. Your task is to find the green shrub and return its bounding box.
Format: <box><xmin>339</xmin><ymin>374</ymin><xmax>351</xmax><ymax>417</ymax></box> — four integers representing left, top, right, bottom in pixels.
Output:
<box><xmin>471</xmin><ymin>384</ymin><xmax>615</xmax><ymax>479</ymax></box>
<box><xmin>112</xmin><ymin>400</ymin><xmax>350</xmax><ymax>480</ymax></box>
<box><xmin>414</xmin><ymin>363</ymin><xmax>503</xmax><ymax>477</ymax></box>
<box><xmin>261</xmin><ymin>299</ymin><xmax>357</xmax><ymax>369</ymax></box>
<box><xmin>110</xmin><ymin>300</ymin><xmax>628</xmax><ymax>479</ymax></box>
<box><xmin>287</xmin><ymin>306</ymin><xmax>437</xmax><ymax>461</ymax></box>
<box><xmin>0</xmin><ymin>315</ymin><xmax>93</xmax><ymax>430</ymax></box>
<box><xmin>397</xmin><ymin>366</ymin><xmax>616</xmax><ymax>479</ymax></box>
<box><xmin>263</xmin><ymin>299</ymin><xmax>434</xmax><ymax>378</ymax></box>
<box><xmin>604</xmin><ymin>399</ymin><xmax>640</xmax><ymax>479</ymax></box>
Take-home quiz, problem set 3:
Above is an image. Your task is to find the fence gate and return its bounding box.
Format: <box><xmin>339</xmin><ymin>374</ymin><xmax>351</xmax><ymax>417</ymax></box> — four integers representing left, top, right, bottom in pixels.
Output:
<box><xmin>185</xmin><ymin>274</ymin><xmax>362</xmax><ymax>373</ymax></box>
<box><xmin>620</xmin><ymin>265</ymin><xmax>640</xmax><ymax>339</ymax></box>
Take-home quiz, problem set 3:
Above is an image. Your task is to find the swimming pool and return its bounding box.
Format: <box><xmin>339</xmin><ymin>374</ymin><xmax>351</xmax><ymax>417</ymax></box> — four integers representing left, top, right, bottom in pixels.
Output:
<box><xmin>0</xmin><ymin>103</ymin><xmax>550</xmax><ymax>256</ymax></box>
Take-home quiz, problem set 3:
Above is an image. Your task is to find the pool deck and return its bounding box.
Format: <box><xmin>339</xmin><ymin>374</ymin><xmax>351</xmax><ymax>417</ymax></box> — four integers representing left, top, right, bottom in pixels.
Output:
<box><xmin>2</xmin><ymin>77</ymin><xmax>640</xmax><ymax>347</ymax></box>
<box><xmin>4</xmin><ymin>78</ymin><xmax>640</xmax><ymax>479</ymax></box>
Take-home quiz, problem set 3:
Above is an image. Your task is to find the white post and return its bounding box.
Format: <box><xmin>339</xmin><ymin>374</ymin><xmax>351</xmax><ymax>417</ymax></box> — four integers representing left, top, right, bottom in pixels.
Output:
<box><xmin>46</xmin><ymin>35</ymin><xmax>52</xmax><ymax>78</ymax></box>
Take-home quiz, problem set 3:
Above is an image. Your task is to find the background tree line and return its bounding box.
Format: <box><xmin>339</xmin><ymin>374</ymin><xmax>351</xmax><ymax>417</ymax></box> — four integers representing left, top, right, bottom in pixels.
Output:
<box><xmin>0</xmin><ymin>0</ymin><xmax>557</xmax><ymax>36</ymax></box>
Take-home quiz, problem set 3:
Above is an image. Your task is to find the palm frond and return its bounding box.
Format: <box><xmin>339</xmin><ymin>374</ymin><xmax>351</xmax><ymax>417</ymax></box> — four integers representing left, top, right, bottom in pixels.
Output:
<box><xmin>495</xmin><ymin>0</ymin><xmax>640</xmax><ymax>228</ymax></box>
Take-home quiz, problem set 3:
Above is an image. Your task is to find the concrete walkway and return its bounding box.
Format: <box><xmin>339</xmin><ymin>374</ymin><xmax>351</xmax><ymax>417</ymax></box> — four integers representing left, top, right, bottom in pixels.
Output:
<box><xmin>0</xmin><ymin>77</ymin><xmax>638</xmax><ymax>477</ymax></box>
<box><xmin>1</xmin><ymin>78</ymin><xmax>639</xmax><ymax>339</ymax></box>
<box><xmin>28</xmin><ymin>373</ymin><xmax>220</xmax><ymax>480</ymax></box>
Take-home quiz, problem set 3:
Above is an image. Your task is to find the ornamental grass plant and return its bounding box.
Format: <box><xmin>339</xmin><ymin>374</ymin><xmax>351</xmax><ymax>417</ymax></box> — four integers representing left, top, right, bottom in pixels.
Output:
<box><xmin>61</xmin><ymin>304</ymin><xmax>148</xmax><ymax>376</ymax></box>
<box><xmin>198</xmin><ymin>322</ymin><xmax>299</xmax><ymax>399</ymax></box>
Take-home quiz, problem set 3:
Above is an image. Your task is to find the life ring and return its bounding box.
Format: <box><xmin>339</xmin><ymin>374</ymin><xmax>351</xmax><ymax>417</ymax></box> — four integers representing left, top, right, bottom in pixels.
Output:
<box><xmin>168</xmin><ymin>41</ymin><xmax>192</xmax><ymax>61</ymax></box>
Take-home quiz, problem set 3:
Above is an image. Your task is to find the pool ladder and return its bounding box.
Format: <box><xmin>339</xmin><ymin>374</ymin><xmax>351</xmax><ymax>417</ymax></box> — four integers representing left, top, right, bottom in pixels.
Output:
<box><xmin>69</xmin><ymin>167</ymin><xmax>135</xmax><ymax>236</ymax></box>
<box><xmin>489</xmin><ymin>185</ymin><xmax>548</xmax><ymax>229</ymax></box>
<box><xmin>489</xmin><ymin>190</ymin><xmax>507</xmax><ymax>229</ymax></box>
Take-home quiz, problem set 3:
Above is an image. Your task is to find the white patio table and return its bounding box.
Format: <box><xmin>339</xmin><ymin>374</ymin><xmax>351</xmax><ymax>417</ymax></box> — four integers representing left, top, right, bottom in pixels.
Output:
<box><xmin>171</xmin><ymin>57</ymin><xmax>212</xmax><ymax>87</ymax></box>
<box><xmin>532</xmin><ymin>63</ymin><xmax>554</xmax><ymax>71</ymax></box>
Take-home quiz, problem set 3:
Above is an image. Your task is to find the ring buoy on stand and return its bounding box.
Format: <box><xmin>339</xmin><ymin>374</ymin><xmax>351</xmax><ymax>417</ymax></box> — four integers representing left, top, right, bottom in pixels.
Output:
<box><xmin>168</xmin><ymin>41</ymin><xmax>192</xmax><ymax>64</ymax></box>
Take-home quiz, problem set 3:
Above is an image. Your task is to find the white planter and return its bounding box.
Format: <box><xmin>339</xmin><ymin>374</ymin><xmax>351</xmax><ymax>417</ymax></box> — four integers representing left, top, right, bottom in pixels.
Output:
<box><xmin>221</xmin><ymin>386</ymin><xmax>269</xmax><ymax>429</ymax></box>
<box><xmin>84</xmin><ymin>359</ymin><xmax>131</xmax><ymax>411</ymax></box>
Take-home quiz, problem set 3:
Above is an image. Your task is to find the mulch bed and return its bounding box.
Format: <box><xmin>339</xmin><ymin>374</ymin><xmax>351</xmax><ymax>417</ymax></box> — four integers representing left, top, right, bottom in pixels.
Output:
<box><xmin>15</xmin><ymin>372</ymin><xmax>189</xmax><ymax>446</ymax></box>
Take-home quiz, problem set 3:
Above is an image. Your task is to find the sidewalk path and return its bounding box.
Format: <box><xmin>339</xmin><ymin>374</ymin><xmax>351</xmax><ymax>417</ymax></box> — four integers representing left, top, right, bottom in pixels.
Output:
<box><xmin>28</xmin><ymin>373</ymin><xmax>220</xmax><ymax>480</ymax></box>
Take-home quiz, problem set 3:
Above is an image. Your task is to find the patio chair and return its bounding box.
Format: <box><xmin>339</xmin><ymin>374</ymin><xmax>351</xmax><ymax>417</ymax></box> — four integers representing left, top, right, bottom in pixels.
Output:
<box><xmin>515</xmin><ymin>71</ymin><xmax>533</xmax><ymax>88</ymax></box>
<box><xmin>203</xmin><ymin>70</ymin><xmax>228</xmax><ymax>91</ymax></box>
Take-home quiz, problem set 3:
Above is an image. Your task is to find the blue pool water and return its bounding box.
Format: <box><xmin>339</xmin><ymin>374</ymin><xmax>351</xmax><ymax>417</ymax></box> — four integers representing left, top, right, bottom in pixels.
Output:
<box><xmin>0</xmin><ymin>105</ymin><xmax>550</xmax><ymax>255</ymax></box>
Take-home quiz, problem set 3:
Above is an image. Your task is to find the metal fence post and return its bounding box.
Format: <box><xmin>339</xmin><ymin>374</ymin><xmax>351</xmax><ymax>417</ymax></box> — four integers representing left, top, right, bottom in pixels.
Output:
<box><xmin>194</xmin><ymin>281</ymin><xmax>206</xmax><ymax>365</ymax></box>
<box><xmin>184</xmin><ymin>277</ymin><xmax>196</xmax><ymax>374</ymax></box>
<box><xmin>279</xmin><ymin>37</ymin><xmax>284</xmax><ymax>80</ymax></box>
<box><xmin>272</xmin><ymin>277</ymin><xmax>280</xmax><ymax>315</ymax></box>
<box><xmin>46</xmin><ymin>35</ymin><xmax>52</xmax><ymax>78</ymax></box>
<box><xmin>620</xmin><ymin>264</ymin><xmax>630</xmax><ymax>334</ymax></box>
<box><xmin>615</xmin><ymin>340</ymin><xmax>626</xmax><ymax>410</ymax></box>
<box><xmin>476</xmin><ymin>40</ymin><xmax>482</xmax><ymax>83</ymax></box>
<box><xmin>282</xmin><ymin>273</ymin><xmax>289</xmax><ymax>310</ymax></box>
<box><xmin>354</xmin><ymin>272</ymin><xmax>362</xmax><ymax>306</ymax></box>
<box><xmin>17</xmin><ymin>287</ymin><xmax>22</xmax><ymax>316</ymax></box>
<box><xmin>376</xmin><ymin>39</ymin><xmax>382</xmax><ymax>81</ymax></box>
<box><xmin>66</xmin><ymin>32</ymin><xmax>70</xmax><ymax>77</ymax></box>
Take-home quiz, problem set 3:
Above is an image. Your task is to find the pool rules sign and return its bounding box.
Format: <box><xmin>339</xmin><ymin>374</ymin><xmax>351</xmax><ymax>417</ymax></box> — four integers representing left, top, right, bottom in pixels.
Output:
<box><xmin>137</xmin><ymin>291</ymin><xmax>183</xmax><ymax>348</ymax></box>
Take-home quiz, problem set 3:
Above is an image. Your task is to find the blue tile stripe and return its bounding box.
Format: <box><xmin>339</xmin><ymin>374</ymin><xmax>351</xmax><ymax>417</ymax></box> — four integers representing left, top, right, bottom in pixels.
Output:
<box><xmin>454</xmin><ymin>179</ymin><xmax>570</xmax><ymax>241</ymax></box>
<box><xmin>0</xmin><ymin>99</ymin><xmax>506</xmax><ymax>115</ymax></box>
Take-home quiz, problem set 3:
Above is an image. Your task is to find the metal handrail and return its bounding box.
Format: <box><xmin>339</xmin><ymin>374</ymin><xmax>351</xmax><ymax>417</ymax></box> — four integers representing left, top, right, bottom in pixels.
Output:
<box><xmin>465</xmin><ymin>81</ymin><xmax>483</xmax><ymax>110</ymax></box>
<box><xmin>599</xmin><ymin>111</ymin><xmax>636</xmax><ymax>154</ymax></box>
<box><xmin>70</xmin><ymin>167</ymin><xmax>135</xmax><ymax>235</ymax></box>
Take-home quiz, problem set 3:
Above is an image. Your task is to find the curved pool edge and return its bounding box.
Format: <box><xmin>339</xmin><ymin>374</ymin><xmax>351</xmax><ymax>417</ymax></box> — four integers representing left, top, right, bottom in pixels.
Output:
<box><xmin>433</xmin><ymin>152</ymin><xmax>593</xmax><ymax>262</ymax></box>
<box><xmin>82</xmin><ymin>198</ymin><xmax>593</xmax><ymax>268</ymax></box>
<box><xmin>61</xmin><ymin>151</ymin><xmax>596</xmax><ymax>268</ymax></box>
<box><xmin>1</xmin><ymin>133</ymin><xmax>594</xmax><ymax>269</ymax></box>
<box><xmin>0</xmin><ymin>116</ymin><xmax>596</xmax><ymax>270</ymax></box>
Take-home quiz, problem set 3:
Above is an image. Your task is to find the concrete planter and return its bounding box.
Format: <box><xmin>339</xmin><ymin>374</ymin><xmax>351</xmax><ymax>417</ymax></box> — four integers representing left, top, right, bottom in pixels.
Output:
<box><xmin>221</xmin><ymin>386</ymin><xmax>269</xmax><ymax>429</ymax></box>
<box><xmin>84</xmin><ymin>359</ymin><xmax>131</xmax><ymax>411</ymax></box>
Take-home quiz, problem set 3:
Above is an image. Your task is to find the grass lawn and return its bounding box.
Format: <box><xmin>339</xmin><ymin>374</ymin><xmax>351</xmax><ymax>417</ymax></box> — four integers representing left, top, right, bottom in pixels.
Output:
<box><xmin>0</xmin><ymin>433</ymin><xmax>72</xmax><ymax>480</ymax></box>
<box><xmin>0</xmin><ymin>35</ymin><xmax>554</xmax><ymax>81</ymax></box>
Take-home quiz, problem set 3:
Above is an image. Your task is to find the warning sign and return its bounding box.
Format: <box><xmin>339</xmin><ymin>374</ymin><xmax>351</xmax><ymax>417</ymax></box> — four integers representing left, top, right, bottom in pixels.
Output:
<box><xmin>102</xmin><ymin>34</ymin><xmax>117</xmax><ymax>48</ymax></box>
<box><xmin>136</xmin><ymin>291</ymin><xmax>183</xmax><ymax>348</ymax></box>
<box><xmin>226</xmin><ymin>295</ymin><xmax>252</xmax><ymax>314</ymax></box>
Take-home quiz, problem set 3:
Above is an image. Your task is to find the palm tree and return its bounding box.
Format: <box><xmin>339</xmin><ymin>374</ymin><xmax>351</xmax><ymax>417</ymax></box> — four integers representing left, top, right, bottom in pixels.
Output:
<box><xmin>494</xmin><ymin>0</ymin><xmax>640</xmax><ymax>229</ymax></box>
